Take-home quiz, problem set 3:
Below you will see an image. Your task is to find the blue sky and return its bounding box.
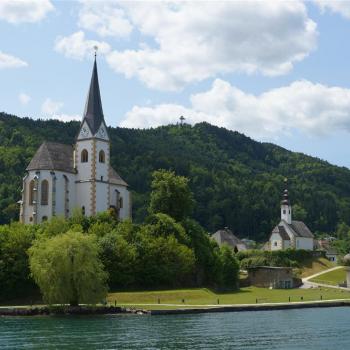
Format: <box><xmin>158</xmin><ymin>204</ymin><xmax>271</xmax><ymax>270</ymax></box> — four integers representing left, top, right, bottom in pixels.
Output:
<box><xmin>2</xmin><ymin>1</ymin><xmax>350</xmax><ymax>168</ymax></box>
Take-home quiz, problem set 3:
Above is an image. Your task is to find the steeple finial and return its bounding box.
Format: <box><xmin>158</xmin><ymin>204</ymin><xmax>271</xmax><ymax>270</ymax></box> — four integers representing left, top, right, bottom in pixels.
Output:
<box><xmin>82</xmin><ymin>52</ymin><xmax>104</xmax><ymax>135</ymax></box>
<box><xmin>93</xmin><ymin>45</ymin><xmax>98</xmax><ymax>59</ymax></box>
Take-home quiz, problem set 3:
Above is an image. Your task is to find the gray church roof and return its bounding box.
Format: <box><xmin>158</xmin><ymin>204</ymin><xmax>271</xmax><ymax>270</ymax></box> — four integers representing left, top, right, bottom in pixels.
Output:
<box><xmin>27</xmin><ymin>141</ymin><xmax>129</xmax><ymax>187</ymax></box>
<box><xmin>83</xmin><ymin>58</ymin><xmax>105</xmax><ymax>135</ymax></box>
<box><xmin>212</xmin><ymin>228</ymin><xmax>247</xmax><ymax>251</ymax></box>
<box><xmin>272</xmin><ymin>225</ymin><xmax>290</xmax><ymax>240</ymax></box>
<box><xmin>271</xmin><ymin>220</ymin><xmax>314</xmax><ymax>240</ymax></box>
<box><xmin>109</xmin><ymin>167</ymin><xmax>128</xmax><ymax>187</ymax></box>
<box><xmin>26</xmin><ymin>142</ymin><xmax>75</xmax><ymax>173</ymax></box>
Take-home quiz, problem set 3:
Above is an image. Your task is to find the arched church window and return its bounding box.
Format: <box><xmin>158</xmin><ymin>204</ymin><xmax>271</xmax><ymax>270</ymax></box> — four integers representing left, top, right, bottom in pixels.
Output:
<box><xmin>119</xmin><ymin>197</ymin><xmax>123</xmax><ymax>209</ymax></box>
<box><xmin>81</xmin><ymin>149</ymin><xmax>88</xmax><ymax>163</ymax></box>
<box><xmin>41</xmin><ymin>180</ymin><xmax>49</xmax><ymax>205</ymax></box>
<box><xmin>99</xmin><ymin>150</ymin><xmax>105</xmax><ymax>163</ymax></box>
<box><xmin>29</xmin><ymin>180</ymin><xmax>35</xmax><ymax>205</ymax></box>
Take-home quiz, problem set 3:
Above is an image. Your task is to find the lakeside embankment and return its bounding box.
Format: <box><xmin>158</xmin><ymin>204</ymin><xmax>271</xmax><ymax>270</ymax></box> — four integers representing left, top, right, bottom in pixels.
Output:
<box><xmin>2</xmin><ymin>299</ymin><xmax>350</xmax><ymax>317</ymax></box>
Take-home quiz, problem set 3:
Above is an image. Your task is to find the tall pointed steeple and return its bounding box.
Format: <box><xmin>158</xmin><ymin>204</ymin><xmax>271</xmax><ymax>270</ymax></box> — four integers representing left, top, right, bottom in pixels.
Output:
<box><xmin>83</xmin><ymin>56</ymin><xmax>104</xmax><ymax>135</ymax></box>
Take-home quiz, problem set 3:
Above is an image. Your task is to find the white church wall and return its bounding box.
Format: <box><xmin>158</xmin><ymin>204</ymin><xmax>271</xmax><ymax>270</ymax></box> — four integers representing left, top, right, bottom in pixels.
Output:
<box><xmin>76</xmin><ymin>182</ymin><xmax>92</xmax><ymax>216</ymax></box>
<box><xmin>270</xmin><ymin>232</ymin><xmax>283</xmax><ymax>251</ymax></box>
<box><xmin>109</xmin><ymin>184</ymin><xmax>131</xmax><ymax>220</ymax></box>
<box><xmin>53</xmin><ymin>171</ymin><xmax>76</xmax><ymax>218</ymax></box>
<box><xmin>75</xmin><ymin>139</ymin><xmax>93</xmax><ymax>181</ymax></box>
<box><xmin>95</xmin><ymin>141</ymin><xmax>110</xmax><ymax>181</ymax></box>
<box><xmin>296</xmin><ymin>237</ymin><xmax>314</xmax><ymax>251</ymax></box>
<box><xmin>95</xmin><ymin>181</ymin><xmax>109</xmax><ymax>213</ymax></box>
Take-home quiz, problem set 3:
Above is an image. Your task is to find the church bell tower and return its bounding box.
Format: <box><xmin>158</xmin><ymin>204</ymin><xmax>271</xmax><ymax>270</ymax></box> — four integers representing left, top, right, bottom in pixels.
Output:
<box><xmin>75</xmin><ymin>55</ymin><xmax>110</xmax><ymax>216</ymax></box>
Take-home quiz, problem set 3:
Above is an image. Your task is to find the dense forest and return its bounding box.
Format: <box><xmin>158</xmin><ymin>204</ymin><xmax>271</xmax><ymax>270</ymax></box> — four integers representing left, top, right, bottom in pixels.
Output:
<box><xmin>1</xmin><ymin>112</ymin><xmax>350</xmax><ymax>241</ymax></box>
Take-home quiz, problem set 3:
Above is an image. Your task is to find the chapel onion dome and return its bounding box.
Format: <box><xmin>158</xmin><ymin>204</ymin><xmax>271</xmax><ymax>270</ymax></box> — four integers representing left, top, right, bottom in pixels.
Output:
<box><xmin>281</xmin><ymin>188</ymin><xmax>290</xmax><ymax>205</ymax></box>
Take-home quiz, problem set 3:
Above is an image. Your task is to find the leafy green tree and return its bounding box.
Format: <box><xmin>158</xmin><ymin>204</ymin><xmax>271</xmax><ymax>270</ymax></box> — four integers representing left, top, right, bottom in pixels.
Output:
<box><xmin>145</xmin><ymin>213</ymin><xmax>189</xmax><ymax>244</ymax></box>
<box><xmin>98</xmin><ymin>231</ymin><xmax>137</xmax><ymax>288</ymax></box>
<box><xmin>181</xmin><ymin>218</ymin><xmax>218</xmax><ymax>285</ymax></box>
<box><xmin>0</xmin><ymin>223</ymin><xmax>36</xmax><ymax>300</ymax></box>
<box><xmin>135</xmin><ymin>228</ymin><xmax>195</xmax><ymax>287</ymax></box>
<box><xmin>149</xmin><ymin>169</ymin><xmax>194</xmax><ymax>221</ymax></box>
<box><xmin>293</xmin><ymin>204</ymin><xmax>307</xmax><ymax>221</ymax></box>
<box><xmin>217</xmin><ymin>245</ymin><xmax>240</xmax><ymax>289</ymax></box>
<box><xmin>29</xmin><ymin>231</ymin><xmax>108</xmax><ymax>306</ymax></box>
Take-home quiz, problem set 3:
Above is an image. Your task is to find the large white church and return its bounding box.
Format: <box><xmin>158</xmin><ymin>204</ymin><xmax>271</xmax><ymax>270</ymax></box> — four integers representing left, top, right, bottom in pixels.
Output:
<box><xmin>19</xmin><ymin>58</ymin><xmax>131</xmax><ymax>224</ymax></box>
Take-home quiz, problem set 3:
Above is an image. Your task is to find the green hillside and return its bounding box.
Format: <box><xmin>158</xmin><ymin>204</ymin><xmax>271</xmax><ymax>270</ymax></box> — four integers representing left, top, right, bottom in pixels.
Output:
<box><xmin>1</xmin><ymin>112</ymin><xmax>350</xmax><ymax>240</ymax></box>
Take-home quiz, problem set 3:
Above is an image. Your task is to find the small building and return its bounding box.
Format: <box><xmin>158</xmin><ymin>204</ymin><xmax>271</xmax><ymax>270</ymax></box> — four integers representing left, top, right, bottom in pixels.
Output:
<box><xmin>211</xmin><ymin>227</ymin><xmax>247</xmax><ymax>253</ymax></box>
<box><xmin>317</xmin><ymin>239</ymin><xmax>339</xmax><ymax>262</ymax></box>
<box><xmin>269</xmin><ymin>181</ymin><xmax>314</xmax><ymax>251</ymax></box>
<box><xmin>247</xmin><ymin>266</ymin><xmax>299</xmax><ymax>289</ymax></box>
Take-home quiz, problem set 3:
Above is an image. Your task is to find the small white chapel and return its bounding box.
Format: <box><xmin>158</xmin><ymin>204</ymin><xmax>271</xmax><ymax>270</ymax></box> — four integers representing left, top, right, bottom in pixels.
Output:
<box><xmin>19</xmin><ymin>57</ymin><xmax>131</xmax><ymax>224</ymax></box>
<box><xmin>269</xmin><ymin>180</ymin><xmax>314</xmax><ymax>251</ymax></box>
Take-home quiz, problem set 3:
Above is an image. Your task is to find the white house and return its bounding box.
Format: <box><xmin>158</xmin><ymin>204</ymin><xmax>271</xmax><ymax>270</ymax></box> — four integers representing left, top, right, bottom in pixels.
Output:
<box><xmin>269</xmin><ymin>182</ymin><xmax>314</xmax><ymax>251</ymax></box>
<box><xmin>19</xmin><ymin>58</ymin><xmax>131</xmax><ymax>224</ymax></box>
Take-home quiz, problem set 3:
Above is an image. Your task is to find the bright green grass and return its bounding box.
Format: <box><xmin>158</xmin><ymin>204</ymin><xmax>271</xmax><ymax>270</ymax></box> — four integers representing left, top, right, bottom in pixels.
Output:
<box><xmin>108</xmin><ymin>286</ymin><xmax>350</xmax><ymax>309</ymax></box>
<box><xmin>310</xmin><ymin>268</ymin><xmax>347</xmax><ymax>286</ymax></box>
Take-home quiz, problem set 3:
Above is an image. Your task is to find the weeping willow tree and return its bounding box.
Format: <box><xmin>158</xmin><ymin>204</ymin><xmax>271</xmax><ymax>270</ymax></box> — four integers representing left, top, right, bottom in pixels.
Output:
<box><xmin>29</xmin><ymin>231</ymin><xmax>108</xmax><ymax>306</ymax></box>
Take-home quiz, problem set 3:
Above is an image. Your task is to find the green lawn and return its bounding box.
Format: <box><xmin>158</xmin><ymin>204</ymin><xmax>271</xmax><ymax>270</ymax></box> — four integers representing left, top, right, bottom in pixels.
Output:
<box><xmin>108</xmin><ymin>286</ymin><xmax>350</xmax><ymax>309</ymax></box>
<box><xmin>310</xmin><ymin>268</ymin><xmax>347</xmax><ymax>286</ymax></box>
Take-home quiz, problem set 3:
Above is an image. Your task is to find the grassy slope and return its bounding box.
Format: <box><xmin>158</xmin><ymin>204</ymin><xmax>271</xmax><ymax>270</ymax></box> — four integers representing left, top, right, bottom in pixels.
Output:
<box><xmin>108</xmin><ymin>286</ymin><xmax>350</xmax><ymax>309</ymax></box>
<box><xmin>310</xmin><ymin>268</ymin><xmax>347</xmax><ymax>286</ymax></box>
<box><xmin>300</xmin><ymin>257</ymin><xmax>335</xmax><ymax>278</ymax></box>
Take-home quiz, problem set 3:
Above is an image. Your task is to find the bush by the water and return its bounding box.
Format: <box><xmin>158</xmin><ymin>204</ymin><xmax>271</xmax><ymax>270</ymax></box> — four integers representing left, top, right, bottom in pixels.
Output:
<box><xmin>237</xmin><ymin>249</ymin><xmax>314</xmax><ymax>269</ymax></box>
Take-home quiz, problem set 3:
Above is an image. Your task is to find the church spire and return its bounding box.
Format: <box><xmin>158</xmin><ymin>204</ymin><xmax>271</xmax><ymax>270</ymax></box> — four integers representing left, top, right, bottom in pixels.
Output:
<box><xmin>83</xmin><ymin>55</ymin><xmax>104</xmax><ymax>135</ymax></box>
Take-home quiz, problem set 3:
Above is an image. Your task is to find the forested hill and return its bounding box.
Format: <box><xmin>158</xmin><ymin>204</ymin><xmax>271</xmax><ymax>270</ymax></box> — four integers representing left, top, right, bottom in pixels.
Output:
<box><xmin>1</xmin><ymin>111</ymin><xmax>350</xmax><ymax>240</ymax></box>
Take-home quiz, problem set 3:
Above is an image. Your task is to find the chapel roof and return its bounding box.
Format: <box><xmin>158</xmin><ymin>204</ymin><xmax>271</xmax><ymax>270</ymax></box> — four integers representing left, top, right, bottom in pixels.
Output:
<box><xmin>26</xmin><ymin>142</ymin><xmax>75</xmax><ymax>173</ymax></box>
<box><xmin>82</xmin><ymin>57</ymin><xmax>105</xmax><ymax>135</ymax></box>
<box><xmin>271</xmin><ymin>220</ymin><xmax>314</xmax><ymax>240</ymax></box>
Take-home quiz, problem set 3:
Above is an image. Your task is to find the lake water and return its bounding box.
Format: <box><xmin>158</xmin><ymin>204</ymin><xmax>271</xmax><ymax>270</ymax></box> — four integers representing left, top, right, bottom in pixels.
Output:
<box><xmin>1</xmin><ymin>307</ymin><xmax>350</xmax><ymax>349</ymax></box>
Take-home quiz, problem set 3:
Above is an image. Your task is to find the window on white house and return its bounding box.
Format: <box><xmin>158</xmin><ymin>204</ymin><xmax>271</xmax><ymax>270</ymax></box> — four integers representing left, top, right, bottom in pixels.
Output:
<box><xmin>283</xmin><ymin>210</ymin><xmax>286</xmax><ymax>214</ymax></box>
<box><xmin>274</xmin><ymin>241</ymin><xmax>278</xmax><ymax>246</ymax></box>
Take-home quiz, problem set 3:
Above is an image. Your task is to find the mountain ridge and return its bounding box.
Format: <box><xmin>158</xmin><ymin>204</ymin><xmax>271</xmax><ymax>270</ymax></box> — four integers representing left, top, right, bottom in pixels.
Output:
<box><xmin>1</xmin><ymin>112</ymin><xmax>350</xmax><ymax>240</ymax></box>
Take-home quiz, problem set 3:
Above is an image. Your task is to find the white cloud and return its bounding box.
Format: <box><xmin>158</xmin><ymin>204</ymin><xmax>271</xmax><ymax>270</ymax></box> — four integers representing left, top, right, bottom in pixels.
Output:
<box><xmin>41</xmin><ymin>98</ymin><xmax>63</xmax><ymax>115</ymax></box>
<box><xmin>0</xmin><ymin>51</ymin><xmax>27</xmax><ymax>69</ymax></box>
<box><xmin>18</xmin><ymin>92</ymin><xmax>31</xmax><ymax>105</ymax></box>
<box><xmin>121</xmin><ymin>79</ymin><xmax>350</xmax><ymax>139</ymax></box>
<box><xmin>54</xmin><ymin>31</ymin><xmax>111</xmax><ymax>60</ymax></box>
<box><xmin>41</xmin><ymin>97</ymin><xmax>80</xmax><ymax>122</ymax></box>
<box><xmin>314</xmin><ymin>0</ymin><xmax>350</xmax><ymax>19</ymax></box>
<box><xmin>0</xmin><ymin>0</ymin><xmax>54</xmax><ymax>24</ymax></box>
<box><xmin>106</xmin><ymin>1</ymin><xmax>317</xmax><ymax>90</ymax></box>
<box><xmin>78</xmin><ymin>0</ymin><xmax>132</xmax><ymax>38</ymax></box>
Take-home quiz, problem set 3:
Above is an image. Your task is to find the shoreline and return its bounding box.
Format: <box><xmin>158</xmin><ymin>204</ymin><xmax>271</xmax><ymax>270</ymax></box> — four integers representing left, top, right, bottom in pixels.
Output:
<box><xmin>1</xmin><ymin>299</ymin><xmax>350</xmax><ymax>317</ymax></box>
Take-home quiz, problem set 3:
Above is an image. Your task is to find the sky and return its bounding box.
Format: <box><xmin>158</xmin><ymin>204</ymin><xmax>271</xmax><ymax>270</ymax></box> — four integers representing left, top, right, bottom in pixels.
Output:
<box><xmin>3</xmin><ymin>1</ymin><xmax>350</xmax><ymax>168</ymax></box>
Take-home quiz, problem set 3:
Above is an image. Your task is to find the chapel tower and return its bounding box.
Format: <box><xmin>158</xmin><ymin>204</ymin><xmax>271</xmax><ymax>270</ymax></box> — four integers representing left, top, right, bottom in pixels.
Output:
<box><xmin>280</xmin><ymin>179</ymin><xmax>292</xmax><ymax>224</ymax></box>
